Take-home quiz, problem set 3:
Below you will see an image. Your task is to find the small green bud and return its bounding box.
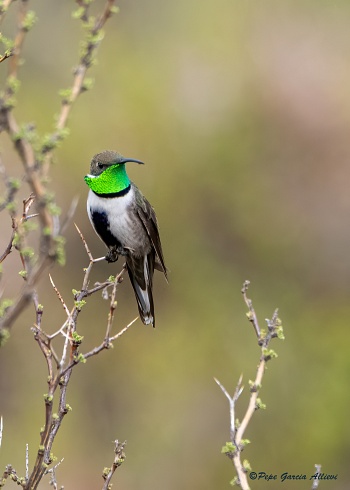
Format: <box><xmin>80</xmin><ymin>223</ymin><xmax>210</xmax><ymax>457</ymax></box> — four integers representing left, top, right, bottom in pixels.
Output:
<box><xmin>0</xmin><ymin>299</ymin><xmax>14</xmax><ymax>318</ymax></box>
<box><xmin>72</xmin><ymin>331</ymin><xmax>84</xmax><ymax>345</ymax></box>
<box><xmin>276</xmin><ymin>326</ymin><xmax>285</xmax><ymax>340</ymax></box>
<box><xmin>74</xmin><ymin>299</ymin><xmax>86</xmax><ymax>311</ymax></box>
<box><xmin>22</xmin><ymin>11</ymin><xmax>37</xmax><ymax>31</ymax></box>
<box><xmin>75</xmin><ymin>353</ymin><xmax>86</xmax><ymax>364</ymax></box>
<box><xmin>48</xmin><ymin>452</ymin><xmax>57</xmax><ymax>463</ymax></box>
<box><xmin>18</xmin><ymin>270</ymin><xmax>27</xmax><ymax>278</ymax></box>
<box><xmin>8</xmin><ymin>177</ymin><xmax>20</xmax><ymax>190</ymax></box>
<box><xmin>5</xmin><ymin>201</ymin><xmax>16</xmax><ymax>213</ymax></box>
<box><xmin>21</xmin><ymin>247</ymin><xmax>35</xmax><ymax>258</ymax></box>
<box><xmin>72</xmin><ymin>7</ymin><xmax>85</xmax><ymax>20</ymax></box>
<box><xmin>53</xmin><ymin>235</ymin><xmax>66</xmax><ymax>266</ymax></box>
<box><xmin>246</xmin><ymin>311</ymin><xmax>253</xmax><ymax>321</ymax></box>
<box><xmin>22</xmin><ymin>220</ymin><xmax>38</xmax><ymax>233</ymax></box>
<box><xmin>48</xmin><ymin>202</ymin><xmax>61</xmax><ymax>216</ymax></box>
<box><xmin>0</xmin><ymin>328</ymin><xmax>10</xmax><ymax>347</ymax></box>
<box><xmin>12</xmin><ymin>232</ymin><xmax>20</xmax><ymax>247</ymax></box>
<box><xmin>255</xmin><ymin>398</ymin><xmax>266</xmax><ymax>410</ymax></box>
<box><xmin>243</xmin><ymin>459</ymin><xmax>252</xmax><ymax>472</ymax></box>
<box><xmin>58</xmin><ymin>87</ymin><xmax>73</xmax><ymax>102</ymax></box>
<box><xmin>240</xmin><ymin>439</ymin><xmax>250</xmax><ymax>447</ymax></box>
<box><xmin>44</xmin><ymin>394</ymin><xmax>53</xmax><ymax>403</ymax></box>
<box><xmin>6</xmin><ymin>75</ymin><xmax>20</xmax><ymax>93</ymax></box>
<box><xmin>262</xmin><ymin>348</ymin><xmax>278</xmax><ymax>362</ymax></box>
<box><xmin>81</xmin><ymin>77</ymin><xmax>94</xmax><ymax>92</ymax></box>
<box><xmin>221</xmin><ymin>442</ymin><xmax>236</xmax><ymax>454</ymax></box>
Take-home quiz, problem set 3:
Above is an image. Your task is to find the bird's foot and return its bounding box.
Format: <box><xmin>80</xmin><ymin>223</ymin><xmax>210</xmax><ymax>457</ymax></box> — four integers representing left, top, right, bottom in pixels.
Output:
<box><xmin>105</xmin><ymin>248</ymin><xmax>119</xmax><ymax>263</ymax></box>
<box><xmin>105</xmin><ymin>246</ymin><xmax>129</xmax><ymax>263</ymax></box>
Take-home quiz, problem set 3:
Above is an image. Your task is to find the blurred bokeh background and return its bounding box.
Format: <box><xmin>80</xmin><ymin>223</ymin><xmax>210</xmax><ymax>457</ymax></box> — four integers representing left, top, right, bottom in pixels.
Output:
<box><xmin>1</xmin><ymin>0</ymin><xmax>350</xmax><ymax>488</ymax></box>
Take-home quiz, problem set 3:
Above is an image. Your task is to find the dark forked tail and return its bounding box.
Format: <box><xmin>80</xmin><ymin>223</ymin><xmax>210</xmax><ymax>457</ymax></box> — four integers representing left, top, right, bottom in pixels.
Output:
<box><xmin>126</xmin><ymin>253</ymin><xmax>155</xmax><ymax>327</ymax></box>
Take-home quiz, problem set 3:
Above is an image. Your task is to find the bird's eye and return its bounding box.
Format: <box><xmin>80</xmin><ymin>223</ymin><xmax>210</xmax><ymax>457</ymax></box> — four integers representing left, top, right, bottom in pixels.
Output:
<box><xmin>97</xmin><ymin>162</ymin><xmax>104</xmax><ymax>169</ymax></box>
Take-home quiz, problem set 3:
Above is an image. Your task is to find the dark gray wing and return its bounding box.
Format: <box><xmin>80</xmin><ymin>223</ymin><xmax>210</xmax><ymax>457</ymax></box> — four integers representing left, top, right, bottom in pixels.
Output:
<box><xmin>133</xmin><ymin>185</ymin><xmax>168</xmax><ymax>281</ymax></box>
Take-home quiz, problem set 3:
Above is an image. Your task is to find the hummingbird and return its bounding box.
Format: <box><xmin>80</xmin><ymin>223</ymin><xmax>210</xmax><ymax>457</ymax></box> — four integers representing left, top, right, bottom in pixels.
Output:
<box><xmin>84</xmin><ymin>150</ymin><xmax>167</xmax><ymax>327</ymax></box>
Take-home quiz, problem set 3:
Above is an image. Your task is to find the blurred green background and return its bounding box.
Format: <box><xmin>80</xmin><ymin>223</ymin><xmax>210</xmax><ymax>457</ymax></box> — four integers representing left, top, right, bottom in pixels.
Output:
<box><xmin>1</xmin><ymin>0</ymin><xmax>350</xmax><ymax>488</ymax></box>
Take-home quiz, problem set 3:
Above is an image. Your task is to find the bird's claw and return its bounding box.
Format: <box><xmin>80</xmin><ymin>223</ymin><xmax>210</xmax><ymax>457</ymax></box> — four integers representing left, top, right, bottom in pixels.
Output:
<box><xmin>105</xmin><ymin>248</ymin><xmax>119</xmax><ymax>263</ymax></box>
<box><xmin>105</xmin><ymin>245</ymin><xmax>129</xmax><ymax>263</ymax></box>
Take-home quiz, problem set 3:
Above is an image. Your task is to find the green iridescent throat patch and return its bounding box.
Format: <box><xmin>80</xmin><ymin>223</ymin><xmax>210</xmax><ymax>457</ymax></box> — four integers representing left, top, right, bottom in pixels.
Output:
<box><xmin>84</xmin><ymin>164</ymin><xmax>130</xmax><ymax>195</ymax></box>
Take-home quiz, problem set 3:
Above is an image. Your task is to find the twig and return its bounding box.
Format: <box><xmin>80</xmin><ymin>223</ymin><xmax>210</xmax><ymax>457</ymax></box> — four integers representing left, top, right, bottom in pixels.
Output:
<box><xmin>59</xmin><ymin>196</ymin><xmax>79</xmax><ymax>236</ymax></box>
<box><xmin>49</xmin><ymin>275</ymin><xmax>71</xmax><ymax>319</ymax></box>
<box><xmin>311</xmin><ymin>464</ymin><xmax>322</xmax><ymax>490</ymax></box>
<box><xmin>0</xmin><ymin>51</ymin><xmax>13</xmax><ymax>63</ymax></box>
<box><xmin>0</xmin><ymin>156</ymin><xmax>21</xmax><ymax>213</ymax></box>
<box><xmin>0</xmin><ymin>0</ymin><xmax>15</xmax><ymax>26</ymax></box>
<box><xmin>26</xmin><ymin>226</ymin><xmax>133</xmax><ymax>490</ymax></box>
<box><xmin>82</xmin><ymin>316</ymin><xmax>138</xmax><ymax>363</ymax></box>
<box><xmin>25</xmin><ymin>443</ymin><xmax>29</xmax><ymax>481</ymax></box>
<box><xmin>44</xmin><ymin>458</ymin><xmax>64</xmax><ymax>490</ymax></box>
<box><xmin>0</xmin><ymin>217</ymin><xmax>16</xmax><ymax>263</ymax></box>
<box><xmin>40</xmin><ymin>0</ymin><xmax>118</xmax><ymax>173</ymax></box>
<box><xmin>217</xmin><ymin>281</ymin><xmax>284</xmax><ymax>489</ymax></box>
<box><xmin>241</xmin><ymin>280</ymin><xmax>261</xmax><ymax>339</ymax></box>
<box><xmin>0</xmin><ymin>193</ymin><xmax>36</xmax><ymax>264</ymax></box>
<box><xmin>8</xmin><ymin>0</ymin><xmax>30</xmax><ymax>80</ymax></box>
<box><xmin>102</xmin><ymin>440</ymin><xmax>126</xmax><ymax>490</ymax></box>
<box><xmin>214</xmin><ymin>375</ymin><xmax>243</xmax><ymax>443</ymax></box>
<box><xmin>0</xmin><ymin>415</ymin><xmax>3</xmax><ymax>448</ymax></box>
<box><xmin>0</xmin><ymin>0</ymin><xmax>118</xmax><ymax>338</ymax></box>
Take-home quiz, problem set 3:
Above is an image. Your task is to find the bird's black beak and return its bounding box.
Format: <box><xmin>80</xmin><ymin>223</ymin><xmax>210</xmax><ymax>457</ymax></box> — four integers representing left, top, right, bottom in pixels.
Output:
<box><xmin>119</xmin><ymin>158</ymin><xmax>144</xmax><ymax>165</ymax></box>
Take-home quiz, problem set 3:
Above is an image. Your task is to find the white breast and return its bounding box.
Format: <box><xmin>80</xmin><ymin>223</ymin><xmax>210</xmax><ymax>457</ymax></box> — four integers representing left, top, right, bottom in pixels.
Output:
<box><xmin>87</xmin><ymin>187</ymin><xmax>148</xmax><ymax>252</ymax></box>
<box><xmin>88</xmin><ymin>186</ymin><xmax>134</xmax><ymax>216</ymax></box>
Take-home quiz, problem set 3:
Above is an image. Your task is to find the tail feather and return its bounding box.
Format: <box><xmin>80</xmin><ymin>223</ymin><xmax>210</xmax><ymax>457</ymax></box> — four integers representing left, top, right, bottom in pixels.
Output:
<box><xmin>126</xmin><ymin>253</ymin><xmax>155</xmax><ymax>327</ymax></box>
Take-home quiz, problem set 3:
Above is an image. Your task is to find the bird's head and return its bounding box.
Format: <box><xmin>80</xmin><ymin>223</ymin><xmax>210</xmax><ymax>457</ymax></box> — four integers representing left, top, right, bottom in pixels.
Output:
<box><xmin>89</xmin><ymin>150</ymin><xmax>144</xmax><ymax>176</ymax></box>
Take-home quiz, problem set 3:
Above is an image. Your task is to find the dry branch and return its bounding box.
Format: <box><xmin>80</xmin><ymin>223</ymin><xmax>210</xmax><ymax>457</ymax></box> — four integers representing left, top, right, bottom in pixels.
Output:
<box><xmin>216</xmin><ymin>281</ymin><xmax>284</xmax><ymax>490</ymax></box>
<box><xmin>25</xmin><ymin>226</ymin><xmax>133</xmax><ymax>490</ymax></box>
<box><xmin>0</xmin><ymin>0</ymin><xmax>118</xmax><ymax>338</ymax></box>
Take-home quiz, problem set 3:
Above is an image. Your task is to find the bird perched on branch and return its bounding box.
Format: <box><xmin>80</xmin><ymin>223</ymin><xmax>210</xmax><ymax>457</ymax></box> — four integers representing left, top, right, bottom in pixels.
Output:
<box><xmin>84</xmin><ymin>150</ymin><xmax>167</xmax><ymax>327</ymax></box>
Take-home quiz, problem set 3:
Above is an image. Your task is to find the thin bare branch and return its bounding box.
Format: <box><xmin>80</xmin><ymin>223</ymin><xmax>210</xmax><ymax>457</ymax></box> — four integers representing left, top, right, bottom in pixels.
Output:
<box><xmin>311</xmin><ymin>465</ymin><xmax>322</xmax><ymax>490</ymax></box>
<box><xmin>218</xmin><ymin>281</ymin><xmax>284</xmax><ymax>490</ymax></box>
<box><xmin>8</xmin><ymin>0</ymin><xmax>29</xmax><ymax>78</ymax></box>
<box><xmin>101</xmin><ymin>440</ymin><xmax>126</xmax><ymax>490</ymax></box>
<box><xmin>214</xmin><ymin>375</ymin><xmax>243</xmax><ymax>443</ymax></box>
<box><xmin>59</xmin><ymin>196</ymin><xmax>79</xmax><ymax>236</ymax></box>
<box><xmin>44</xmin><ymin>458</ymin><xmax>64</xmax><ymax>490</ymax></box>
<box><xmin>25</xmin><ymin>443</ymin><xmax>29</xmax><ymax>481</ymax></box>
<box><xmin>241</xmin><ymin>280</ymin><xmax>261</xmax><ymax>339</ymax></box>
<box><xmin>0</xmin><ymin>51</ymin><xmax>13</xmax><ymax>63</ymax></box>
<box><xmin>41</xmin><ymin>0</ymin><xmax>118</xmax><ymax>172</ymax></box>
<box><xmin>0</xmin><ymin>0</ymin><xmax>15</xmax><ymax>26</ymax></box>
<box><xmin>0</xmin><ymin>415</ymin><xmax>3</xmax><ymax>448</ymax></box>
<box><xmin>74</xmin><ymin>222</ymin><xmax>93</xmax><ymax>261</ymax></box>
<box><xmin>49</xmin><ymin>274</ymin><xmax>70</xmax><ymax>318</ymax></box>
<box><xmin>0</xmin><ymin>217</ymin><xmax>16</xmax><ymax>263</ymax></box>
